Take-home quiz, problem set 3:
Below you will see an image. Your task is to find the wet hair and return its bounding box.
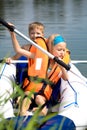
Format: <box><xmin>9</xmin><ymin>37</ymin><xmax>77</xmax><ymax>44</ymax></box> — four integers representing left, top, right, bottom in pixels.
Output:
<box><xmin>28</xmin><ymin>22</ymin><xmax>45</xmax><ymax>34</ymax></box>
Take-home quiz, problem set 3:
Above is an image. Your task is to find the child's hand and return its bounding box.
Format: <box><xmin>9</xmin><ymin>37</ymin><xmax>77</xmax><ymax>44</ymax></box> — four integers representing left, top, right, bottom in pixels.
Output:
<box><xmin>8</xmin><ymin>22</ymin><xmax>15</xmax><ymax>28</ymax></box>
<box><xmin>7</xmin><ymin>22</ymin><xmax>15</xmax><ymax>35</ymax></box>
<box><xmin>5</xmin><ymin>57</ymin><xmax>12</xmax><ymax>64</ymax></box>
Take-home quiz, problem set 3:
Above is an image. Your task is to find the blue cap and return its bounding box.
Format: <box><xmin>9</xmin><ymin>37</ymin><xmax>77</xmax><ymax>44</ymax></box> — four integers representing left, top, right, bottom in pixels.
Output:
<box><xmin>53</xmin><ymin>35</ymin><xmax>64</xmax><ymax>46</ymax></box>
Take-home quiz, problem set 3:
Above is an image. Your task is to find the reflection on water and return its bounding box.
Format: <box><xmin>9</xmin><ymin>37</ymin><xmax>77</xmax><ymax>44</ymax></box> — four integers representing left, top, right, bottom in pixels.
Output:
<box><xmin>0</xmin><ymin>0</ymin><xmax>87</xmax><ymax>76</ymax></box>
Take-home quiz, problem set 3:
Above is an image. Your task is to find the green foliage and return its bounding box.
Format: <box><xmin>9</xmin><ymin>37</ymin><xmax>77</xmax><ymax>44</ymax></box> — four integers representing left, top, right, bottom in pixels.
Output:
<box><xmin>0</xmin><ymin>77</ymin><xmax>59</xmax><ymax>130</ymax></box>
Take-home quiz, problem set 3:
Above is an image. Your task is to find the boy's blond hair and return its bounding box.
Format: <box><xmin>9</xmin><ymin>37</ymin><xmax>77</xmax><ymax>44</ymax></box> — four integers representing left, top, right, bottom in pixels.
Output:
<box><xmin>28</xmin><ymin>22</ymin><xmax>45</xmax><ymax>34</ymax></box>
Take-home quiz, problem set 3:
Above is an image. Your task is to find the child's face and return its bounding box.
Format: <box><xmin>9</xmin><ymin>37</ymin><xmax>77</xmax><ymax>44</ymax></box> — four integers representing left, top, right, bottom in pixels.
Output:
<box><xmin>53</xmin><ymin>42</ymin><xmax>66</xmax><ymax>59</ymax></box>
<box><xmin>29</xmin><ymin>28</ymin><xmax>44</xmax><ymax>41</ymax></box>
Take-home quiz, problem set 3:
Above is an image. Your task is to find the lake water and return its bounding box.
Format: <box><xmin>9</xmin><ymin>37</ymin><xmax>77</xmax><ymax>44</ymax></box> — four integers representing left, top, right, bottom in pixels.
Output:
<box><xmin>0</xmin><ymin>0</ymin><xmax>87</xmax><ymax>77</ymax></box>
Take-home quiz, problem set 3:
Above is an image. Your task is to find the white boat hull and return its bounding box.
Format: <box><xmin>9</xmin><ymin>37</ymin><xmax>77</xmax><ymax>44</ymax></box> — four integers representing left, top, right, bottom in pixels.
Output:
<box><xmin>58</xmin><ymin>63</ymin><xmax>87</xmax><ymax>129</ymax></box>
<box><xmin>0</xmin><ymin>63</ymin><xmax>16</xmax><ymax>119</ymax></box>
<box><xmin>0</xmin><ymin>62</ymin><xmax>87</xmax><ymax>129</ymax></box>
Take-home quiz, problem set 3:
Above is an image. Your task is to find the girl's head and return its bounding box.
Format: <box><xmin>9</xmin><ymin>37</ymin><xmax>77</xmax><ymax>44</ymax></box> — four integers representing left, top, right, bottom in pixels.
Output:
<box><xmin>28</xmin><ymin>22</ymin><xmax>45</xmax><ymax>41</ymax></box>
<box><xmin>48</xmin><ymin>34</ymin><xmax>66</xmax><ymax>59</ymax></box>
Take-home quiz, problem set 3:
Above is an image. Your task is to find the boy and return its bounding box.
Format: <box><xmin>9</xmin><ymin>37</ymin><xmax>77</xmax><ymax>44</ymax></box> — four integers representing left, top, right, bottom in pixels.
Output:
<box><xmin>6</xmin><ymin>22</ymin><xmax>45</xmax><ymax>85</ymax></box>
<box><xmin>6</xmin><ymin>22</ymin><xmax>45</xmax><ymax>62</ymax></box>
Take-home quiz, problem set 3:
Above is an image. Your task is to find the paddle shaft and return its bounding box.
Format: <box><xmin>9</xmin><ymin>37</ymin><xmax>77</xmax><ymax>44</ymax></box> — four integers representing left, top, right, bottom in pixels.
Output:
<box><xmin>71</xmin><ymin>60</ymin><xmax>87</xmax><ymax>64</ymax></box>
<box><xmin>0</xmin><ymin>17</ymin><xmax>70</xmax><ymax>70</ymax></box>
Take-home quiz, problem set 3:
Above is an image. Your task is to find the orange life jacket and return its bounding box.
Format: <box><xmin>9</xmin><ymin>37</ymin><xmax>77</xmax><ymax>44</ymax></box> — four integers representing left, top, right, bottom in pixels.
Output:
<box><xmin>63</xmin><ymin>48</ymin><xmax>71</xmax><ymax>64</ymax></box>
<box><xmin>23</xmin><ymin>37</ymin><xmax>70</xmax><ymax>100</ymax></box>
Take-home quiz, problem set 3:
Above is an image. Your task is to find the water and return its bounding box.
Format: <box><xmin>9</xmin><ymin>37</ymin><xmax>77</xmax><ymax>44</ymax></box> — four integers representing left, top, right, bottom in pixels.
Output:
<box><xmin>0</xmin><ymin>0</ymin><xmax>87</xmax><ymax>77</ymax></box>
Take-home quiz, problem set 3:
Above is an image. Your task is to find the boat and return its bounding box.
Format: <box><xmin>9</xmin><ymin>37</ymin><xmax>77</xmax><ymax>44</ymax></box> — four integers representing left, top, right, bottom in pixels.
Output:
<box><xmin>0</xmin><ymin>61</ymin><xmax>76</xmax><ymax>130</ymax></box>
<box><xmin>58</xmin><ymin>62</ymin><xmax>87</xmax><ymax>130</ymax></box>
<box><xmin>0</xmin><ymin>61</ymin><xmax>87</xmax><ymax>129</ymax></box>
<box><xmin>0</xmin><ymin>63</ymin><xmax>16</xmax><ymax>119</ymax></box>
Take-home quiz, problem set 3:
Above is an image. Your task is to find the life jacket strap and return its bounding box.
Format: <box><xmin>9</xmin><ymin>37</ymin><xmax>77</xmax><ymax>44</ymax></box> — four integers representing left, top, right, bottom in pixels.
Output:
<box><xmin>28</xmin><ymin>76</ymin><xmax>55</xmax><ymax>88</ymax></box>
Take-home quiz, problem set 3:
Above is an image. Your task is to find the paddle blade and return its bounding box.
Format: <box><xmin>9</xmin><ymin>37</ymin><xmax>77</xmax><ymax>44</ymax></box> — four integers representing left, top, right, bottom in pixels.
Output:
<box><xmin>0</xmin><ymin>17</ymin><xmax>15</xmax><ymax>32</ymax></box>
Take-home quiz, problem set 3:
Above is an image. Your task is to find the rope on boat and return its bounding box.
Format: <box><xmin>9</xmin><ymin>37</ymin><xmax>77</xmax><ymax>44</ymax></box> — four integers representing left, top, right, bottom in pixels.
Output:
<box><xmin>64</xmin><ymin>80</ymin><xmax>78</xmax><ymax>108</ymax></box>
<box><xmin>0</xmin><ymin>63</ymin><xmax>6</xmax><ymax>79</ymax></box>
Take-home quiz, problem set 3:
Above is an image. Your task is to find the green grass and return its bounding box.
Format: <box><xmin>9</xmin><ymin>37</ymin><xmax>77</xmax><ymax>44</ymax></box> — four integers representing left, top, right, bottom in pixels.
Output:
<box><xmin>0</xmin><ymin>77</ymin><xmax>62</xmax><ymax>130</ymax></box>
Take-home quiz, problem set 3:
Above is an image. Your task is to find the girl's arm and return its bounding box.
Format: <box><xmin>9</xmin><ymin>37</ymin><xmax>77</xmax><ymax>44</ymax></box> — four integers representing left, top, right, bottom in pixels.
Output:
<box><xmin>60</xmin><ymin>66</ymin><xmax>68</xmax><ymax>80</ymax></box>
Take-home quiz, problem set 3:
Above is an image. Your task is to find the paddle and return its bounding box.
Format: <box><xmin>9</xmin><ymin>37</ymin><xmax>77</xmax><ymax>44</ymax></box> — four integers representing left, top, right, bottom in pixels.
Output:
<box><xmin>0</xmin><ymin>17</ymin><xmax>70</xmax><ymax>70</ymax></box>
<box><xmin>71</xmin><ymin>60</ymin><xmax>87</xmax><ymax>64</ymax></box>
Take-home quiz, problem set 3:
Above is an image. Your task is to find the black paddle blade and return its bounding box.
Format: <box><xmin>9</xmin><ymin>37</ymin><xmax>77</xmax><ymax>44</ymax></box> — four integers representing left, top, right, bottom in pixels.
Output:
<box><xmin>0</xmin><ymin>17</ymin><xmax>15</xmax><ymax>32</ymax></box>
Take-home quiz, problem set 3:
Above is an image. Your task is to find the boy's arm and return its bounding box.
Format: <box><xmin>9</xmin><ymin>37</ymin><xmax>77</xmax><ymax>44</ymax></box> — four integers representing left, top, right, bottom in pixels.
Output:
<box><xmin>12</xmin><ymin>44</ymin><xmax>31</xmax><ymax>59</ymax></box>
<box><xmin>5</xmin><ymin>53</ymin><xmax>22</xmax><ymax>63</ymax></box>
<box><xmin>22</xmin><ymin>44</ymin><xmax>31</xmax><ymax>51</ymax></box>
<box><xmin>11</xmin><ymin>44</ymin><xmax>30</xmax><ymax>60</ymax></box>
<box><xmin>11</xmin><ymin>53</ymin><xmax>22</xmax><ymax>60</ymax></box>
<box><xmin>6</xmin><ymin>44</ymin><xmax>31</xmax><ymax>64</ymax></box>
<box><xmin>10</xmin><ymin>31</ymin><xmax>34</xmax><ymax>59</ymax></box>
